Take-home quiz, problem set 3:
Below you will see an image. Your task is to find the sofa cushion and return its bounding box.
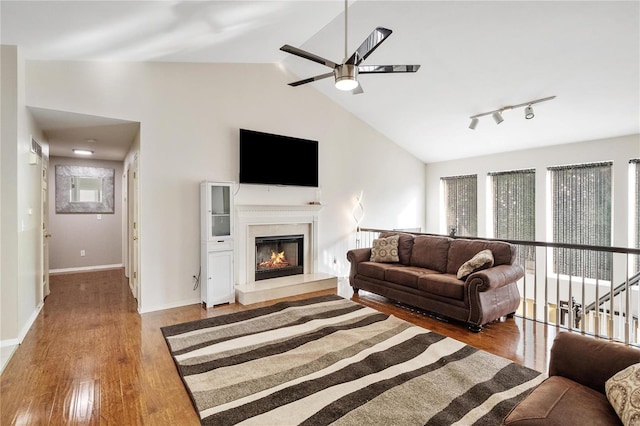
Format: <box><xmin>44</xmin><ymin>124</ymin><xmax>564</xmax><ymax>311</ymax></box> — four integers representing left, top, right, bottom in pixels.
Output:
<box><xmin>358</xmin><ymin>261</ymin><xmax>396</xmax><ymax>281</ymax></box>
<box><xmin>385</xmin><ymin>266</ymin><xmax>440</xmax><ymax>289</ymax></box>
<box><xmin>605</xmin><ymin>362</ymin><xmax>640</xmax><ymax>426</ymax></box>
<box><xmin>410</xmin><ymin>235</ymin><xmax>451</xmax><ymax>272</ymax></box>
<box><xmin>380</xmin><ymin>232</ymin><xmax>414</xmax><ymax>265</ymax></box>
<box><xmin>457</xmin><ymin>249</ymin><xmax>494</xmax><ymax>280</ymax></box>
<box><xmin>503</xmin><ymin>376</ymin><xmax>621</xmax><ymax>425</ymax></box>
<box><xmin>446</xmin><ymin>239</ymin><xmax>515</xmax><ymax>275</ymax></box>
<box><xmin>417</xmin><ymin>273</ymin><xmax>465</xmax><ymax>300</ymax></box>
<box><xmin>370</xmin><ymin>235</ymin><xmax>400</xmax><ymax>263</ymax></box>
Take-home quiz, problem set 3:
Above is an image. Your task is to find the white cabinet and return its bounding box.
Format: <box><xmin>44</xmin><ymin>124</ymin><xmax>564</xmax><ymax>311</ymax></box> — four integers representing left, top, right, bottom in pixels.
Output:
<box><xmin>200</xmin><ymin>181</ymin><xmax>234</xmax><ymax>307</ymax></box>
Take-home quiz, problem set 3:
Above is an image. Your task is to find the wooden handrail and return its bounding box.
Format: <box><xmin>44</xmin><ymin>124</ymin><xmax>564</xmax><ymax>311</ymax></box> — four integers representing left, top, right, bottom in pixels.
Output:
<box><xmin>358</xmin><ymin>227</ymin><xmax>640</xmax><ymax>255</ymax></box>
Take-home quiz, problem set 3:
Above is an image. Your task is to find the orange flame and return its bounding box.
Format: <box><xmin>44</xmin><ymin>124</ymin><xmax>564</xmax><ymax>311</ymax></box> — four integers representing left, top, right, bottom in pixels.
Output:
<box><xmin>258</xmin><ymin>251</ymin><xmax>290</xmax><ymax>269</ymax></box>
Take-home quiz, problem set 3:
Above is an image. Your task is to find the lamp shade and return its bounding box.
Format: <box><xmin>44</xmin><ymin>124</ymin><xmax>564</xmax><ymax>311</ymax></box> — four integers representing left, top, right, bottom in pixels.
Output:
<box><xmin>335</xmin><ymin>64</ymin><xmax>359</xmax><ymax>91</ymax></box>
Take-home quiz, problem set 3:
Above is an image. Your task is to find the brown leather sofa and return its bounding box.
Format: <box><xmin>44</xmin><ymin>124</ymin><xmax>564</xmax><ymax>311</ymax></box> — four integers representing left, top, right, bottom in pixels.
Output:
<box><xmin>346</xmin><ymin>232</ymin><xmax>524</xmax><ymax>331</ymax></box>
<box><xmin>503</xmin><ymin>332</ymin><xmax>640</xmax><ymax>425</ymax></box>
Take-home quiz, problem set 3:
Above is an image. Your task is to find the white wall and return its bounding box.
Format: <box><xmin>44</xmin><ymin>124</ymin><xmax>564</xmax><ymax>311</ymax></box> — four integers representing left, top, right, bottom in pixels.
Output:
<box><xmin>1</xmin><ymin>45</ymin><xmax>20</xmax><ymax>342</ymax></box>
<box><xmin>425</xmin><ymin>134</ymin><xmax>640</xmax><ymax>248</ymax></box>
<box><xmin>24</xmin><ymin>60</ymin><xmax>426</xmax><ymax>312</ymax></box>
<box><xmin>1</xmin><ymin>45</ymin><xmax>47</xmax><ymax>345</ymax></box>
<box><xmin>48</xmin><ymin>156</ymin><xmax>124</xmax><ymax>271</ymax></box>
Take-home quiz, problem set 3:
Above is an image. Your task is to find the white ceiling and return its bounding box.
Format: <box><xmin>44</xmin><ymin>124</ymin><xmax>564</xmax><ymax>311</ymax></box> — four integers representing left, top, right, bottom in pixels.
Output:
<box><xmin>28</xmin><ymin>107</ymin><xmax>140</xmax><ymax>161</ymax></box>
<box><xmin>2</xmin><ymin>1</ymin><xmax>639</xmax><ymax>163</ymax></box>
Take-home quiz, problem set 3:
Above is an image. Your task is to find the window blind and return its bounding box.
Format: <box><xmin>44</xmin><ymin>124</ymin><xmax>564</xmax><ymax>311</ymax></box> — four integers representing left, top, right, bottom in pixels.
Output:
<box><xmin>442</xmin><ymin>174</ymin><xmax>477</xmax><ymax>237</ymax></box>
<box><xmin>632</xmin><ymin>159</ymin><xmax>640</xmax><ymax>273</ymax></box>
<box><xmin>490</xmin><ymin>169</ymin><xmax>535</xmax><ymax>267</ymax></box>
<box><xmin>549</xmin><ymin>162</ymin><xmax>612</xmax><ymax>279</ymax></box>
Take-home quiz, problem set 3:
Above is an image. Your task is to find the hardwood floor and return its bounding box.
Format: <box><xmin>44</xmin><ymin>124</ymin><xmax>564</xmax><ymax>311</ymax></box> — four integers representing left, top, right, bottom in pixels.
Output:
<box><xmin>1</xmin><ymin>269</ymin><xmax>558</xmax><ymax>425</ymax></box>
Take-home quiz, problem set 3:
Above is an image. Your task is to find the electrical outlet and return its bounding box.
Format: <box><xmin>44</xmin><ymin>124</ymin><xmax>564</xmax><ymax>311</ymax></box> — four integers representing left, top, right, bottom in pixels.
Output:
<box><xmin>97</xmin><ymin>214</ymin><xmax>102</xmax><ymax>220</ymax></box>
<box><xmin>80</xmin><ymin>250</ymin><xmax>86</xmax><ymax>257</ymax></box>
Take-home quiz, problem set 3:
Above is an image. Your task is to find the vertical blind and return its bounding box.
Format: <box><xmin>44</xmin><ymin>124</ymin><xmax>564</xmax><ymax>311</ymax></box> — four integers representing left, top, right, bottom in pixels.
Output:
<box><xmin>549</xmin><ymin>162</ymin><xmax>612</xmax><ymax>279</ymax></box>
<box><xmin>489</xmin><ymin>169</ymin><xmax>536</xmax><ymax>267</ymax></box>
<box><xmin>633</xmin><ymin>159</ymin><xmax>640</xmax><ymax>273</ymax></box>
<box><xmin>442</xmin><ymin>174</ymin><xmax>477</xmax><ymax>237</ymax></box>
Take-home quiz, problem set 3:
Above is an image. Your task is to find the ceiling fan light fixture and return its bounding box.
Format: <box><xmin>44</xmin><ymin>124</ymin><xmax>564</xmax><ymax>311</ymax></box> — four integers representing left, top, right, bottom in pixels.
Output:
<box><xmin>524</xmin><ymin>105</ymin><xmax>534</xmax><ymax>119</ymax></box>
<box><xmin>334</xmin><ymin>64</ymin><xmax>359</xmax><ymax>91</ymax></box>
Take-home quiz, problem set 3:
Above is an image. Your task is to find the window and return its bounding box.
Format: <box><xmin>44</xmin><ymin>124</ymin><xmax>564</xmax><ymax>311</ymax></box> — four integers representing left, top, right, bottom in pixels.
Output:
<box><xmin>489</xmin><ymin>169</ymin><xmax>535</xmax><ymax>267</ymax></box>
<box><xmin>442</xmin><ymin>174</ymin><xmax>477</xmax><ymax>237</ymax></box>
<box><xmin>549</xmin><ymin>162</ymin><xmax>612</xmax><ymax>279</ymax></box>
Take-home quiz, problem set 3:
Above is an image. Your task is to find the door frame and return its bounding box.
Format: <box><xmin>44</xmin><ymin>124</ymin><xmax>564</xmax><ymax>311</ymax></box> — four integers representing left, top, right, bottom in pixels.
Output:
<box><xmin>41</xmin><ymin>155</ymin><xmax>50</xmax><ymax>299</ymax></box>
<box><xmin>127</xmin><ymin>154</ymin><xmax>140</xmax><ymax>307</ymax></box>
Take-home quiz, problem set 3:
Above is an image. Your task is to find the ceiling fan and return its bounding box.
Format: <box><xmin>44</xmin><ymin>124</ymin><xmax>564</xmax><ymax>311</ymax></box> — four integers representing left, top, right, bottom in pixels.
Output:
<box><xmin>280</xmin><ymin>0</ymin><xmax>420</xmax><ymax>94</ymax></box>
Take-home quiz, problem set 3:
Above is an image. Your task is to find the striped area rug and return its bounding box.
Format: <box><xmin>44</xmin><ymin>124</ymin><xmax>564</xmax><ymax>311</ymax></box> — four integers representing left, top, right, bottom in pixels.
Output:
<box><xmin>161</xmin><ymin>295</ymin><xmax>544</xmax><ymax>425</ymax></box>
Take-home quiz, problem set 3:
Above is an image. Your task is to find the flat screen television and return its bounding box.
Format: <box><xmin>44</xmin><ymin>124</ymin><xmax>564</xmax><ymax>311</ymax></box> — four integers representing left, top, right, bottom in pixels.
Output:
<box><xmin>239</xmin><ymin>129</ymin><xmax>319</xmax><ymax>187</ymax></box>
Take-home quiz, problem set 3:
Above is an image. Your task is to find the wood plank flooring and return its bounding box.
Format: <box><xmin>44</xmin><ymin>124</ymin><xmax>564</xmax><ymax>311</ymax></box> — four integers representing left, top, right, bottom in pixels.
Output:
<box><xmin>1</xmin><ymin>268</ymin><xmax>558</xmax><ymax>425</ymax></box>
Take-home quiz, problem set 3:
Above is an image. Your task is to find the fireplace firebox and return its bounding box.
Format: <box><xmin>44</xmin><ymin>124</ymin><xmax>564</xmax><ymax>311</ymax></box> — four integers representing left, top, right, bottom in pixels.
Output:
<box><xmin>255</xmin><ymin>235</ymin><xmax>304</xmax><ymax>281</ymax></box>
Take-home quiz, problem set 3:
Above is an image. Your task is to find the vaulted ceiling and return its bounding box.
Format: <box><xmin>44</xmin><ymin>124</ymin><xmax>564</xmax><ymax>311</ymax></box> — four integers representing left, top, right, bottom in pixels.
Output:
<box><xmin>2</xmin><ymin>1</ymin><xmax>638</xmax><ymax>162</ymax></box>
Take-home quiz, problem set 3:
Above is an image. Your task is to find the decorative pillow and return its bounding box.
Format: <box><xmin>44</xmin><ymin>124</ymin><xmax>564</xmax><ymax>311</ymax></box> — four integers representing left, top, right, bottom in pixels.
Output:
<box><xmin>606</xmin><ymin>362</ymin><xmax>640</xmax><ymax>426</ymax></box>
<box><xmin>370</xmin><ymin>235</ymin><xmax>400</xmax><ymax>263</ymax></box>
<box><xmin>456</xmin><ymin>249</ymin><xmax>494</xmax><ymax>280</ymax></box>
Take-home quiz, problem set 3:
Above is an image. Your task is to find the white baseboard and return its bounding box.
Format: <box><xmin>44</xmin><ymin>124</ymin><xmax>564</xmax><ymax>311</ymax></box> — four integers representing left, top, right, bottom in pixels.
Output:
<box><xmin>1</xmin><ymin>344</ymin><xmax>18</xmax><ymax>374</ymax></box>
<box><xmin>139</xmin><ymin>297</ymin><xmax>201</xmax><ymax>314</ymax></box>
<box><xmin>0</xmin><ymin>338</ymin><xmax>19</xmax><ymax>348</ymax></box>
<box><xmin>1</xmin><ymin>301</ymin><xmax>43</xmax><ymax>347</ymax></box>
<box><xmin>19</xmin><ymin>301</ymin><xmax>43</xmax><ymax>342</ymax></box>
<box><xmin>1</xmin><ymin>301</ymin><xmax>43</xmax><ymax>373</ymax></box>
<box><xmin>49</xmin><ymin>263</ymin><xmax>124</xmax><ymax>275</ymax></box>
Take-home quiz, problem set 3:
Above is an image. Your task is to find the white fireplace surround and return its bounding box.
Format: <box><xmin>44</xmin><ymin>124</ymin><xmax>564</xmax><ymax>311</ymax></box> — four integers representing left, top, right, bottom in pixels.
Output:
<box><xmin>235</xmin><ymin>204</ymin><xmax>323</xmax><ymax>287</ymax></box>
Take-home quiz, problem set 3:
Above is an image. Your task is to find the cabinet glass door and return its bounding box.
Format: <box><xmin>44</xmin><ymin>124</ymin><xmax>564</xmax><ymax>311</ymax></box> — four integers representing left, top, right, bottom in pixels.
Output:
<box><xmin>210</xmin><ymin>185</ymin><xmax>231</xmax><ymax>237</ymax></box>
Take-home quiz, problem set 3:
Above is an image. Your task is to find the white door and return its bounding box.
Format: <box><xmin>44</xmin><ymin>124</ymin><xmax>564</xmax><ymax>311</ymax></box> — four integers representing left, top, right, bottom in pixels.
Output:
<box><xmin>128</xmin><ymin>155</ymin><xmax>140</xmax><ymax>305</ymax></box>
<box><xmin>42</xmin><ymin>157</ymin><xmax>50</xmax><ymax>299</ymax></box>
<box><xmin>123</xmin><ymin>169</ymin><xmax>129</xmax><ymax>279</ymax></box>
<box><xmin>206</xmin><ymin>250</ymin><xmax>233</xmax><ymax>306</ymax></box>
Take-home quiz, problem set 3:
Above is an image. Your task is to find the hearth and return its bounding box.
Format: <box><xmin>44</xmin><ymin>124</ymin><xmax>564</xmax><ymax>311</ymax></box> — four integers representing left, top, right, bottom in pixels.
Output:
<box><xmin>255</xmin><ymin>235</ymin><xmax>304</xmax><ymax>281</ymax></box>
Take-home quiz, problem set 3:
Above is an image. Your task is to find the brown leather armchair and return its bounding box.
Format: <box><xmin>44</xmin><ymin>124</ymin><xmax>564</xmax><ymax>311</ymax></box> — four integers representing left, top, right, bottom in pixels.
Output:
<box><xmin>503</xmin><ymin>332</ymin><xmax>640</xmax><ymax>425</ymax></box>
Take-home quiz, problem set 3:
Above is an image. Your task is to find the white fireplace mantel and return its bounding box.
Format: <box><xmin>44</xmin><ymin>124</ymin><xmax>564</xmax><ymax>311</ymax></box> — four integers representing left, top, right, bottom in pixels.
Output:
<box><xmin>235</xmin><ymin>204</ymin><xmax>323</xmax><ymax>287</ymax></box>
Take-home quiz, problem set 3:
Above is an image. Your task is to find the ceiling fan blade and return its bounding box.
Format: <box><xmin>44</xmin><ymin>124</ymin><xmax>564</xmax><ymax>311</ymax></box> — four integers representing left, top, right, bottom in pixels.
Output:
<box><xmin>351</xmin><ymin>84</ymin><xmax>364</xmax><ymax>95</ymax></box>
<box><xmin>358</xmin><ymin>65</ymin><xmax>421</xmax><ymax>74</ymax></box>
<box><xmin>280</xmin><ymin>45</ymin><xmax>338</xmax><ymax>69</ymax></box>
<box><xmin>345</xmin><ymin>27</ymin><xmax>393</xmax><ymax>66</ymax></box>
<box><xmin>288</xmin><ymin>72</ymin><xmax>334</xmax><ymax>87</ymax></box>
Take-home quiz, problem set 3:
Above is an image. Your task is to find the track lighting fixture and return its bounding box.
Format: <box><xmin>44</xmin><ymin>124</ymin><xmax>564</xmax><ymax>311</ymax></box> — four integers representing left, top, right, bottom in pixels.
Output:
<box><xmin>524</xmin><ymin>105</ymin><xmax>534</xmax><ymax>119</ymax></box>
<box><xmin>468</xmin><ymin>95</ymin><xmax>555</xmax><ymax>130</ymax></box>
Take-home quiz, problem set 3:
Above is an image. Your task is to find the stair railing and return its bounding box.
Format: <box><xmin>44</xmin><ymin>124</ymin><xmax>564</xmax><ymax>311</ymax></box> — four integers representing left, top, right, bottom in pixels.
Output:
<box><xmin>355</xmin><ymin>227</ymin><xmax>640</xmax><ymax>345</ymax></box>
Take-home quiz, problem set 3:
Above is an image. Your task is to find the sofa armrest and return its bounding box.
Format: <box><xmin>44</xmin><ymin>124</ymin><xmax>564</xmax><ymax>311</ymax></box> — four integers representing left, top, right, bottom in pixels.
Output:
<box><xmin>466</xmin><ymin>264</ymin><xmax>524</xmax><ymax>292</ymax></box>
<box><xmin>549</xmin><ymin>331</ymin><xmax>640</xmax><ymax>394</ymax></box>
<box><xmin>346</xmin><ymin>248</ymin><xmax>372</xmax><ymax>286</ymax></box>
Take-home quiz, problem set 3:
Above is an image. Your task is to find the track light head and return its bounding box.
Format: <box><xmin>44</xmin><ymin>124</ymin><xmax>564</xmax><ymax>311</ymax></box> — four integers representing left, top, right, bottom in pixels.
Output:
<box><xmin>492</xmin><ymin>111</ymin><xmax>504</xmax><ymax>124</ymax></box>
<box><xmin>469</xmin><ymin>118</ymin><xmax>479</xmax><ymax>130</ymax></box>
<box><xmin>524</xmin><ymin>105</ymin><xmax>534</xmax><ymax>119</ymax></box>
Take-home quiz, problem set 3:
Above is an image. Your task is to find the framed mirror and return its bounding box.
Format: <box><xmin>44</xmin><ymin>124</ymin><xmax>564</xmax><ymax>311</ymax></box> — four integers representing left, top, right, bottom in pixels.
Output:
<box><xmin>55</xmin><ymin>165</ymin><xmax>115</xmax><ymax>213</ymax></box>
